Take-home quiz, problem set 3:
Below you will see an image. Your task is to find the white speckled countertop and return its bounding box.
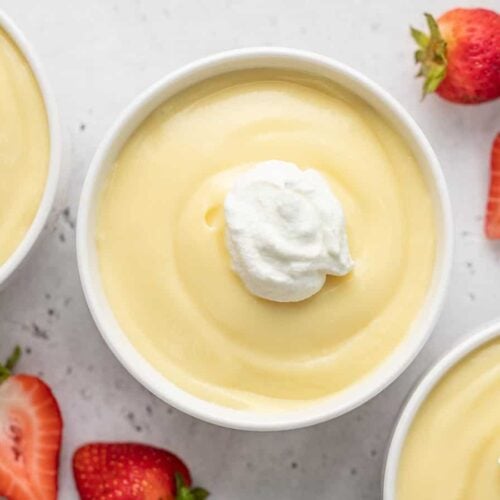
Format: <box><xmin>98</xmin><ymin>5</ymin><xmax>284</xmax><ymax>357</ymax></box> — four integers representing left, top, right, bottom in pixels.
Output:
<box><xmin>1</xmin><ymin>0</ymin><xmax>499</xmax><ymax>498</ymax></box>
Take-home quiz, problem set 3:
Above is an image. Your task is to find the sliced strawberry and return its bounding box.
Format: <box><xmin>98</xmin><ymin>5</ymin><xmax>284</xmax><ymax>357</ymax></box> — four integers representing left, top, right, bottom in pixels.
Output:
<box><xmin>0</xmin><ymin>348</ymin><xmax>63</xmax><ymax>500</ymax></box>
<box><xmin>485</xmin><ymin>133</ymin><xmax>500</xmax><ymax>239</ymax></box>
<box><xmin>73</xmin><ymin>442</ymin><xmax>209</xmax><ymax>500</ymax></box>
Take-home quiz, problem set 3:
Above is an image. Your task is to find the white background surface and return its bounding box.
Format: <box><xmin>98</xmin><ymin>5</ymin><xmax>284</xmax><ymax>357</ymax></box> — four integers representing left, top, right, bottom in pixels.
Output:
<box><xmin>1</xmin><ymin>0</ymin><xmax>499</xmax><ymax>498</ymax></box>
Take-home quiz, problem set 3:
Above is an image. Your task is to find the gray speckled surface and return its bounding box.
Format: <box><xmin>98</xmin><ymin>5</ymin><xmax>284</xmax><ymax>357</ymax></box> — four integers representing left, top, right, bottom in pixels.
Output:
<box><xmin>1</xmin><ymin>0</ymin><xmax>499</xmax><ymax>498</ymax></box>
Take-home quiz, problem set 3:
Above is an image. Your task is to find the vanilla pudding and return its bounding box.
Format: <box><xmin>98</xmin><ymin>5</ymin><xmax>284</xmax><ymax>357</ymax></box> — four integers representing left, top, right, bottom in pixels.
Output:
<box><xmin>397</xmin><ymin>338</ymin><xmax>500</xmax><ymax>500</ymax></box>
<box><xmin>96</xmin><ymin>69</ymin><xmax>436</xmax><ymax>411</ymax></box>
<box><xmin>0</xmin><ymin>28</ymin><xmax>49</xmax><ymax>265</ymax></box>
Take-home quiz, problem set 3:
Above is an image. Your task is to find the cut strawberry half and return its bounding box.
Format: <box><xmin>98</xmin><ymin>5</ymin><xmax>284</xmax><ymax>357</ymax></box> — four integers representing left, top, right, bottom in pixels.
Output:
<box><xmin>0</xmin><ymin>347</ymin><xmax>63</xmax><ymax>500</ymax></box>
<box><xmin>485</xmin><ymin>133</ymin><xmax>500</xmax><ymax>239</ymax></box>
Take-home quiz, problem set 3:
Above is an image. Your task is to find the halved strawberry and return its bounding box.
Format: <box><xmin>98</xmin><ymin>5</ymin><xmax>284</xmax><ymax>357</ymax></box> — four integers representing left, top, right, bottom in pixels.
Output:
<box><xmin>73</xmin><ymin>442</ymin><xmax>209</xmax><ymax>500</ymax></box>
<box><xmin>0</xmin><ymin>347</ymin><xmax>63</xmax><ymax>500</ymax></box>
<box><xmin>485</xmin><ymin>133</ymin><xmax>500</xmax><ymax>239</ymax></box>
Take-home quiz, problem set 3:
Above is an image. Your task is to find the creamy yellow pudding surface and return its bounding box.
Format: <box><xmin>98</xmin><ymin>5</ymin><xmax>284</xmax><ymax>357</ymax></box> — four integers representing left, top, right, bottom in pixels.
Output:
<box><xmin>0</xmin><ymin>29</ymin><xmax>49</xmax><ymax>265</ymax></box>
<box><xmin>97</xmin><ymin>70</ymin><xmax>436</xmax><ymax>411</ymax></box>
<box><xmin>398</xmin><ymin>338</ymin><xmax>500</xmax><ymax>500</ymax></box>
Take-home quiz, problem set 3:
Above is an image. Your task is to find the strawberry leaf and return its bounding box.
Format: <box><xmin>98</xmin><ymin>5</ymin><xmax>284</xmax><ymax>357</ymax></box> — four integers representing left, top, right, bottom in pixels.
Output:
<box><xmin>5</xmin><ymin>346</ymin><xmax>21</xmax><ymax>371</ymax></box>
<box><xmin>0</xmin><ymin>345</ymin><xmax>21</xmax><ymax>383</ymax></box>
<box><xmin>423</xmin><ymin>65</ymin><xmax>447</xmax><ymax>95</ymax></box>
<box><xmin>410</xmin><ymin>28</ymin><xmax>429</xmax><ymax>48</ymax></box>
<box><xmin>414</xmin><ymin>49</ymin><xmax>425</xmax><ymax>64</ymax></box>
<box><xmin>190</xmin><ymin>488</ymin><xmax>210</xmax><ymax>500</ymax></box>
<box><xmin>424</xmin><ymin>13</ymin><xmax>440</xmax><ymax>39</ymax></box>
<box><xmin>0</xmin><ymin>365</ymin><xmax>10</xmax><ymax>383</ymax></box>
<box><xmin>175</xmin><ymin>473</ymin><xmax>210</xmax><ymax>500</ymax></box>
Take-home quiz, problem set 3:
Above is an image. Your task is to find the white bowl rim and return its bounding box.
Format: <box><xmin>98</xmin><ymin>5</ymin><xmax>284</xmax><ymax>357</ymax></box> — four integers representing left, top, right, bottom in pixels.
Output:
<box><xmin>0</xmin><ymin>10</ymin><xmax>61</xmax><ymax>287</ymax></box>
<box><xmin>383</xmin><ymin>319</ymin><xmax>500</xmax><ymax>498</ymax></box>
<box><xmin>77</xmin><ymin>47</ymin><xmax>453</xmax><ymax>431</ymax></box>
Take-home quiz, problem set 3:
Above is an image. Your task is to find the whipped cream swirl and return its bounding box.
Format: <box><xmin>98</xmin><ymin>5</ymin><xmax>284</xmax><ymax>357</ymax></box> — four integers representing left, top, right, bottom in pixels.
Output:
<box><xmin>224</xmin><ymin>160</ymin><xmax>354</xmax><ymax>302</ymax></box>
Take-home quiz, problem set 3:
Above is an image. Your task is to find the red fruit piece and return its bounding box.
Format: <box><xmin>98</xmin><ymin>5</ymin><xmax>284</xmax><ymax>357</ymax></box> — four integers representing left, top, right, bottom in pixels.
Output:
<box><xmin>485</xmin><ymin>133</ymin><xmax>500</xmax><ymax>239</ymax></box>
<box><xmin>0</xmin><ymin>348</ymin><xmax>63</xmax><ymax>500</ymax></box>
<box><xmin>411</xmin><ymin>9</ymin><xmax>500</xmax><ymax>103</ymax></box>
<box><xmin>73</xmin><ymin>442</ymin><xmax>209</xmax><ymax>500</ymax></box>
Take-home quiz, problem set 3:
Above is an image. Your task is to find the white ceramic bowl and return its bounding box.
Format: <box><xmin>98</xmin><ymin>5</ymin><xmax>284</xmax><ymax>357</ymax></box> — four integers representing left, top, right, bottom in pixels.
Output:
<box><xmin>0</xmin><ymin>11</ymin><xmax>61</xmax><ymax>289</ymax></box>
<box><xmin>77</xmin><ymin>48</ymin><xmax>453</xmax><ymax>431</ymax></box>
<box><xmin>383</xmin><ymin>320</ymin><xmax>500</xmax><ymax>498</ymax></box>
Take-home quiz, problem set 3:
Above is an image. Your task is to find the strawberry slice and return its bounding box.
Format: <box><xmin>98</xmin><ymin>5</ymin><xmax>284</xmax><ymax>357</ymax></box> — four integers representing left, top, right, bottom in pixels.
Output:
<box><xmin>485</xmin><ymin>133</ymin><xmax>500</xmax><ymax>239</ymax></box>
<box><xmin>73</xmin><ymin>442</ymin><xmax>209</xmax><ymax>500</ymax></box>
<box><xmin>0</xmin><ymin>347</ymin><xmax>63</xmax><ymax>500</ymax></box>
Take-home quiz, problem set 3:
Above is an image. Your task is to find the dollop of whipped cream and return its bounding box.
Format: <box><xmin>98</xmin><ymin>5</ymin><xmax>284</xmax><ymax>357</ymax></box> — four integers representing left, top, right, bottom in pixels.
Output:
<box><xmin>224</xmin><ymin>160</ymin><xmax>354</xmax><ymax>302</ymax></box>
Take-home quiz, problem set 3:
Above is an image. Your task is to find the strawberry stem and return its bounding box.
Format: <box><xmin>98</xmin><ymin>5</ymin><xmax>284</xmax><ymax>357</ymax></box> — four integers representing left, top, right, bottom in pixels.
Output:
<box><xmin>175</xmin><ymin>473</ymin><xmax>209</xmax><ymax>500</ymax></box>
<box><xmin>410</xmin><ymin>13</ymin><xmax>448</xmax><ymax>98</ymax></box>
<box><xmin>0</xmin><ymin>346</ymin><xmax>21</xmax><ymax>383</ymax></box>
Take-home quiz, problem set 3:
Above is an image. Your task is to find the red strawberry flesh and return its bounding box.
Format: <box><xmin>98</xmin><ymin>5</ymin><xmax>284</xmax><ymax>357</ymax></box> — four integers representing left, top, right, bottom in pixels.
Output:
<box><xmin>438</xmin><ymin>9</ymin><xmax>500</xmax><ymax>103</ymax></box>
<box><xmin>0</xmin><ymin>374</ymin><xmax>63</xmax><ymax>500</ymax></box>
<box><xmin>486</xmin><ymin>133</ymin><xmax>500</xmax><ymax>238</ymax></box>
<box><xmin>73</xmin><ymin>442</ymin><xmax>194</xmax><ymax>500</ymax></box>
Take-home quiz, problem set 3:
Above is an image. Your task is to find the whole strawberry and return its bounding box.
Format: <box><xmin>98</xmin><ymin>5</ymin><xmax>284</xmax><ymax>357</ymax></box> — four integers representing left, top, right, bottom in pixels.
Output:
<box><xmin>411</xmin><ymin>9</ymin><xmax>500</xmax><ymax>103</ymax></box>
<box><xmin>73</xmin><ymin>442</ymin><xmax>209</xmax><ymax>500</ymax></box>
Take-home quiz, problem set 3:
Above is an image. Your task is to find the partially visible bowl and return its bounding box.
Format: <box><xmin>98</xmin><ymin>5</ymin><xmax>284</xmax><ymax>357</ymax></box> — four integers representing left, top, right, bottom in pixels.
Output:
<box><xmin>77</xmin><ymin>47</ymin><xmax>453</xmax><ymax>431</ymax></box>
<box><xmin>383</xmin><ymin>320</ymin><xmax>500</xmax><ymax>499</ymax></box>
<box><xmin>0</xmin><ymin>11</ymin><xmax>61</xmax><ymax>289</ymax></box>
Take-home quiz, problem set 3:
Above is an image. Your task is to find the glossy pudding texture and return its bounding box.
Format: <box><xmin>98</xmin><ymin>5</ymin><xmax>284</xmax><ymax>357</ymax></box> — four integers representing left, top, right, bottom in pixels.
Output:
<box><xmin>97</xmin><ymin>70</ymin><xmax>436</xmax><ymax>410</ymax></box>
<box><xmin>0</xmin><ymin>28</ymin><xmax>49</xmax><ymax>265</ymax></box>
<box><xmin>397</xmin><ymin>338</ymin><xmax>500</xmax><ymax>500</ymax></box>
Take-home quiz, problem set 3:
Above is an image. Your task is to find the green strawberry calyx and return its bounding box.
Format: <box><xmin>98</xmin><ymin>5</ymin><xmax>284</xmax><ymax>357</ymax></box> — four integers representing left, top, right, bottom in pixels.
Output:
<box><xmin>411</xmin><ymin>13</ymin><xmax>448</xmax><ymax>98</ymax></box>
<box><xmin>0</xmin><ymin>346</ymin><xmax>21</xmax><ymax>383</ymax></box>
<box><xmin>175</xmin><ymin>473</ymin><xmax>210</xmax><ymax>500</ymax></box>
